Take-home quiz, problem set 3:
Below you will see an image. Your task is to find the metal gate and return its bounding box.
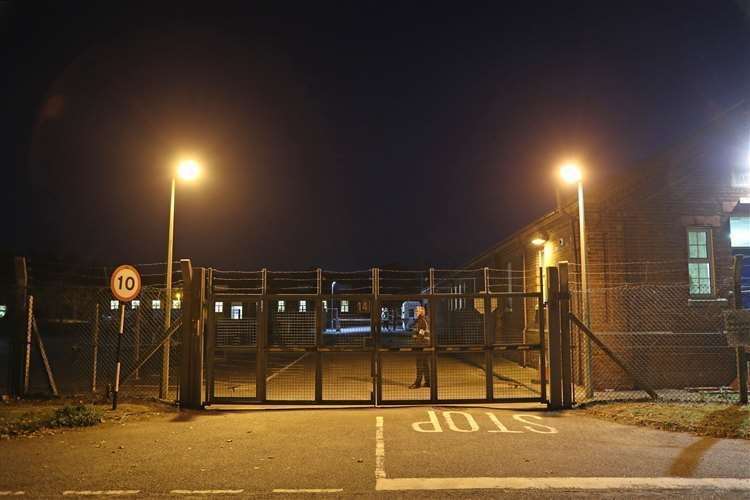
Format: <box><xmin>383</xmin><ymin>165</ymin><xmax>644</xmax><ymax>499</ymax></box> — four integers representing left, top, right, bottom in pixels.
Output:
<box><xmin>205</xmin><ymin>268</ymin><xmax>547</xmax><ymax>405</ymax></box>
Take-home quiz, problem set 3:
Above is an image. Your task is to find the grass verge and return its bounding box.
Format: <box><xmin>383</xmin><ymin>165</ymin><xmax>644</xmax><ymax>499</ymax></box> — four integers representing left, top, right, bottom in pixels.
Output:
<box><xmin>0</xmin><ymin>398</ymin><xmax>175</xmax><ymax>438</ymax></box>
<box><xmin>582</xmin><ymin>401</ymin><xmax>750</xmax><ymax>440</ymax></box>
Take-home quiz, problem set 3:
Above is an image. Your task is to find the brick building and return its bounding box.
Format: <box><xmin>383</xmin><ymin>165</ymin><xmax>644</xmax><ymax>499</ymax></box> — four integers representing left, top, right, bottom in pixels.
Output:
<box><xmin>465</xmin><ymin>105</ymin><xmax>750</xmax><ymax>392</ymax></box>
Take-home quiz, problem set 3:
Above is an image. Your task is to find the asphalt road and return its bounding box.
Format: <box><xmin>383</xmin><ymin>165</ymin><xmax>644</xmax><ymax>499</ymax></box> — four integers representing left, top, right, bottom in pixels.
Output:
<box><xmin>1</xmin><ymin>405</ymin><xmax>749</xmax><ymax>498</ymax></box>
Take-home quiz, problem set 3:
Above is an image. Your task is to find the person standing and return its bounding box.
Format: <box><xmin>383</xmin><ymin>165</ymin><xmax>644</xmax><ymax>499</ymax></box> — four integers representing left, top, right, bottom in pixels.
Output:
<box><xmin>409</xmin><ymin>305</ymin><xmax>431</xmax><ymax>389</ymax></box>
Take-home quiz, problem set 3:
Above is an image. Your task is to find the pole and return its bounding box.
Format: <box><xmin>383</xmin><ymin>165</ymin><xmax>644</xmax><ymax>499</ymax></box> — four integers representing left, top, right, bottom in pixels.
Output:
<box><xmin>92</xmin><ymin>304</ymin><xmax>100</xmax><ymax>393</ymax></box>
<box><xmin>23</xmin><ymin>295</ymin><xmax>33</xmax><ymax>395</ymax></box>
<box><xmin>161</xmin><ymin>177</ymin><xmax>176</xmax><ymax>399</ymax></box>
<box><xmin>578</xmin><ymin>180</ymin><xmax>593</xmax><ymax>398</ymax></box>
<box><xmin>732</xmin><ymin>255</ymin><xmax>748</xmax><ymax>405</ymax></box>
<box><xmin>112</xmin><ymin>303</ymin><xmax>125</xmax><ymax>410</ymax></box>
<box><xmin>546</xmin><ymin>267</ymin><xmax>562</xmax><ymax>410</ymax></box>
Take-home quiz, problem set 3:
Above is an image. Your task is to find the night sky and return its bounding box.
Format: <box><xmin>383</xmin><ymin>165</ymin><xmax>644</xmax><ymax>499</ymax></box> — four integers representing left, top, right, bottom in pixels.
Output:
<box><xmin>2</xmin><ymin>2</ymin><xmax>750</xmax><ymax>271</ymax></box>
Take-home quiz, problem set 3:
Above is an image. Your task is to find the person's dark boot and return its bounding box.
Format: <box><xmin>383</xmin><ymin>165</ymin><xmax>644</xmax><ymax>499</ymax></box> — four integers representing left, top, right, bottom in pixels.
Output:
<box><xmin>408</xmin><ymin>382</ymin><xmax>421</xmax><ymax>389</ymax></box>
<box><xmin>423</xmin><ymin>381</ymin><xmax>431</xmax><ymax>388</ymax></box>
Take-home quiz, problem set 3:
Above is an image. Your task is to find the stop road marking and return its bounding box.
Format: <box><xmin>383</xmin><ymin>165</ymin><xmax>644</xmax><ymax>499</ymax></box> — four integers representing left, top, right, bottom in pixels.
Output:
<box><xmin>412</xmin><ymin>411</ymin><xmax>558</xmax><ymax>434</ymax></box>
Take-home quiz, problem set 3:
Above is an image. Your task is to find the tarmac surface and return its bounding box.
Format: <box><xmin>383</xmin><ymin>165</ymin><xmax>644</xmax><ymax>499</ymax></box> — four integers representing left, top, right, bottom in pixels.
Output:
<box><xmin>1</xmin><ymin>405</ymin><xmax>749</xmax><ymax>498</ymax></box>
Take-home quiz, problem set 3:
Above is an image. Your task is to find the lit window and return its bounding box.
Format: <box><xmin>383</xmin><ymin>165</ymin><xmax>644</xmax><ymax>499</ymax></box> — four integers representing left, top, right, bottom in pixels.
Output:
<box><xmin>110</xmin><ymin>300</ymin><xmax>119</xmax><ymax>310</ymax></box>
<box><xmin>277</xmin><ymin>300</ymin><xmax>285</xmax><ymax>312</ymax></box>
<box><xmin>172</xmin><ymin>299</ymin><xmax>181</xmax><ymax>310</ymax></box>
<box><xmin>730</xmin><ymin>216</ymin><xmax>750</xmax><ymax>248</ymax></box>
<box><xmin>322</xmin><ymin>300</ymin><xmax>327</xmax><ymax>311</ymax></box>
<box><xmin>215</xmin><ymin>301</ymin><xmax>224</xmax><ymax>313</ymax></box>
<box><xmin>0</xmin><ymin>305</ymin><xmax>7</xmax><ymax>319</ymax></box>
<box><xmin>341</xmin><ymin>300</ymin><xmax>349</xmax><ymax>313</ymax></box>
<box><xmin>687</xmin><ymin>228</ymin><xmax>713</xmax><ymax>296</ymax></box>
<box><xmin>299</xmin><ymin>300</ymin><xmax>307</xmax><ymax>312</ymax></box>
<box><xmin>152</xmin><ymin>300</ymin><xmax>161</xmax><ymax>310</ymax></box>
<box><xmin>231</xmin><ymin>303</ymin><xmax>243</xmax><ymax>319</ymax></box>
<box><xmin>131</xmin><ymin>300</ymin><xmax>140</xmax><ymax>310</ymax></box>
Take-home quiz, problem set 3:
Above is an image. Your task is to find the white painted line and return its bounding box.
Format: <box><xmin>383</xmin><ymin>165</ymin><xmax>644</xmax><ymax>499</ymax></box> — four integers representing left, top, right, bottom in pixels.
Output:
<box><xmin>272</xmin><ymin>489</ymin><xmax>343</xmax><ymax>493</ymax></box>
<box><xmin>62</xmin><ymin>491</ymin><xmax>140</xmax><ymax>496</ymax></box>
<box><xmin>0</xmin><ymin>493</ymin><xmax>25</xmax><ymax>497</ymax></box>
<box><xmin>375</xmin><ymin>477</ymin><xmax>750</xmax><ymax>491</ymax></box>
<box><xmin>375</xmin><ymin>415</ymin><xmax>385</xmax><ymax>479</ymax></box>
<box><xmin>170</xmin><ymin>490</ymin><xmax>244</xmax><ymax>495</ymax></box>
<box><xmin>266</xmin><ymin>352</ymin><xmax>309</xmax><ymax>382</ymax></box>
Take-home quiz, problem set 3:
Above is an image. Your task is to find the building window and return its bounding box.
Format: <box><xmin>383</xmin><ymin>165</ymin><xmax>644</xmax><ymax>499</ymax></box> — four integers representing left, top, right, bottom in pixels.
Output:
<box><xmin>152</xmin><ymin>300</ymin><xmax>161</xmax><ymax>310</ymax></box>
<box><xmin>172</xmin><ymin>299</ymin><xmax>181</xmax><ymax>310</ymax></box>
<box><xmin>131</xmin><ymin>300</ymin><xmax>140</xmax><ymax>310</ymax></box>
<box><xmin>231</xmin><ymin>303</ymin><xmax>243</xmax><ymax>319</ymax></box>
<box><xmin>299</xmin><ymin>300</ymin><xmax>307</xmax><ymax>312</ymax></box>
<box><xmin>215</xmin><ymin>301</ymin><xmax>224</xmax><ymax>313</ymax></box>
<box><xmin>730</xmin><ymin>216</ymin><xmax>750</xmax><ymax>248</ymax></box>
<box><xmin>110</xmin><ymin>300</ymin><xmax>119</xmax><ymax>310</ymax></box>
<box><xmin>277</xmin><ymin>300</ymin><xmax>285</xmax><ymax>313</ymax></box>
<box><xmin>322</xmin><ymin>300</ymin><xmax>327</xmax><ymax>311</ymax></box>
<box><xmin>687</xmin><ymin>228</ymin><xmax>713</xmax><ymax>296</ymax></box>
<box><xmin>0</xmin><ymin>305</ymin><xmax>6</xmax><ymax>319</ymax></box>
<box><xmin>341</xmin><ymin>300</ymin><xmax>349</xmax><ymax>313</ymax></box>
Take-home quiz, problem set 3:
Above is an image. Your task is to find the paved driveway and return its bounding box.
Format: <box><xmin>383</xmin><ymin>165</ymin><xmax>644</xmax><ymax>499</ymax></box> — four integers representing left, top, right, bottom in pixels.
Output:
<box><xmin>0</xmin><ymin>405</ymin><xmax>748</xmax><ymax>497</ymax></box>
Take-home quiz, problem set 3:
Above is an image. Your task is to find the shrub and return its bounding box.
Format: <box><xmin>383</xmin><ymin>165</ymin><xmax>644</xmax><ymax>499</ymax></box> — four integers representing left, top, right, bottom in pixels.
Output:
<box><xmin>48</xmin><ymin>404</ymin><xmax>102</xmax><ymax>428</ymax></box>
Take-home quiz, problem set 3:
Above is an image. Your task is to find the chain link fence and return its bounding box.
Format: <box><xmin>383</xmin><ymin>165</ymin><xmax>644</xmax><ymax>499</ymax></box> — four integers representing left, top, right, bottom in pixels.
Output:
<box><xmin>568</xmin><ymin>261</ymin><xmax>744</xmax><ymax>404</ymax></box>
<box><xmin>22</xmin><ymin>285</ymin><xmax>182</xmax><ymax>400</ymax></box>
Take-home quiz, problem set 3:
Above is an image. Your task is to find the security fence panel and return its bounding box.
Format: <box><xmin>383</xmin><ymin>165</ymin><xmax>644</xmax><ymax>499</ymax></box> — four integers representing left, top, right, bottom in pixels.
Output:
<box><xmin>18</xmin><ymin>284</ymin><xmax>182</xmax><ymax>401</ymax></box>
<box><xmin>269</xmin><ymin>299</ymin><xmax>317</xmax><ymax>347</ymax></box>
<box><xmin>322</xmin><ymin>297</ymin><xmax>373</xmax><ymax>348</ymax></box>
<box><xmin>492</xmin><ymin>349</ymin><xmax>543</xmax><ymax>400</ymax></box>
<box><xmin>436</xmin><ymin>351</ymin><xmax>487</xmax><ymax>400</ymax></box>
<box><xmin>209</xmin><ymin>297</ymin><xmax>260</xmax><ymax>401</ymax></box>
<box><xmin>378</xmin><ymin>351</ymin><xmax>432</xmax><ymax>402</ymax></box>
<box><xmin>265</xmin><ymin>351</ymin><xmax>316</xmax><ymax>401</ymax></box>
<box><xmin>321</xmin><ymin>351</ymin><xmax>373</xmax><ymax>402</ymax></box>
<box><xmin>378</xmin><ymin>298</ymin><xmax>430</xmax><ymax>349</ymax></box>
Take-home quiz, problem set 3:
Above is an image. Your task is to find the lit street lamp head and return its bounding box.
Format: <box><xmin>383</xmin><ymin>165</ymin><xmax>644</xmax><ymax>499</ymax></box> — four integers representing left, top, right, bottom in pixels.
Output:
<box><xmin>560</xmin><ymin>162</ymin><xmax>582</xmax><ymax>184</ymax></box>
<box><xmin>177</xmin><ymin>159</ymin><xmax>200</xmax><ymax>181</ymax></box>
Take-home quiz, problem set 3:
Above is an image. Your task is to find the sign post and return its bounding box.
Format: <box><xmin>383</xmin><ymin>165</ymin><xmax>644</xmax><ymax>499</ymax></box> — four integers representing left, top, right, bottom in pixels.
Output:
<box><xmin>110</xmin><ymin>265</ymin><xmax>142</xmax><ymax>410</ymax></box>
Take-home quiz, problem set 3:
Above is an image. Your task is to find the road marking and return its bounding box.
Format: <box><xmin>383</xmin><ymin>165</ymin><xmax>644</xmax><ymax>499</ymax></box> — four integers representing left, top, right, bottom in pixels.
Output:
<box><xmin>375</xmin><ymin>415</ymin><xmax>385</xmax><ymax>479</ymax></box>
<box><xmin>266</xmin><ymin>353</ymin><xmax>309</xmax><ymax>382</ymax></box>
<box><xmin>443</xmin><ymin>411</ymin><xmax>479</xmax><ymax>432</ymax></box>
<box><xmin>375</xmin><ymin>477</ymin><xmax>750</xmax><ymax>491</ymax></box>
<box><xmin>62</xmin><ymin>491</ymin><xmax>140</xmax><ymax>496</ymax></box>
<box><xmin>170</xmin><ymin>490</ymin><xmax>244</xmax><ymax>495</ymax></box>
<box><xmin>272</xmin><ymin>489</ymin><xmax>343</xmax><ymax>493</ymax></box>
<box><xmin>411</xmin><ymin>410</ymin><xmax>443</xmax><ymax>432</ymax></box>
<box><xmin>0</xmin><ymin>493</ymin><xmax>25</xmax><ymax>497</ymax></box>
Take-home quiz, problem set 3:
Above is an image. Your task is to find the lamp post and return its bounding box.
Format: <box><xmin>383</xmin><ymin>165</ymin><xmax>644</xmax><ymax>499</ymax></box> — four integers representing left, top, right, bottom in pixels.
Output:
<box><xmin>160</xmin><ymin>159</ymin><xmax>200</xmax><ymax>399</ymax></box>
<box><xmin>330</xmin><ymin>281</ymin><xmax>337</xmax><ymax>330</ymax></box>
<box><xmin>559</xmin><ymin>162</ymin><xmax>593</xmax><ymax>397</ymax></box>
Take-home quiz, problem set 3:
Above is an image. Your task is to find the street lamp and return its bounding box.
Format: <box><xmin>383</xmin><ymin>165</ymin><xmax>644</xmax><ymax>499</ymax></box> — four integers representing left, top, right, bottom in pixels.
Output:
<box><xmin>160</xmin><ymin>158</ymin><xmax>201</xmax><ymax>398</ymax></box>
<box><xmin>559</xmin><ymin>161</ymin><xmax>592</xmax><ymax>397</ymax></box>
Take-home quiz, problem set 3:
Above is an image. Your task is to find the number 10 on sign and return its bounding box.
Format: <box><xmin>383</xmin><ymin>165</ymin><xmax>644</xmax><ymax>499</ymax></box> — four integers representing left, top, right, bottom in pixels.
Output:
<box><xmin>109</xmin><ymin>265</ymin><xmax>142</xmax><ymax>410</ymax></box>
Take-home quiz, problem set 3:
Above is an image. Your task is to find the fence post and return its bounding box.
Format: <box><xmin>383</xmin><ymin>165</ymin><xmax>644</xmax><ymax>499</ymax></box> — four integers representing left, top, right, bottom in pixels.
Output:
<box><xmin>733</xmin><ymin>255</ymin><xmax>748</xmax><ymax>405</ymax></box>
<box><xmin>7</xmin><ymin>257</ymin><xmax>28</xmax><ymax>397</ymax></box>
<box><xmin>483</xmin><ymin>267</ymin><xmax>494</xmax><ymax>401</ymax></box>
<box><xmin>558</xmin><ymin>262</ymin><xmax>573</xmax><ymax>408</ymax></box>
<box><xmin>257</xmin><ymin>270</ymin><xmax>268</xmax><ymax>402</ymax></box>
<box><xmin>179</xmin><ymin>259</ymin><xmax>206</xmax><ymax>408</ymax></box>
<box><xmin>372</xmin><ymin>268</ymin><xmax>380</xmax><ymax>405</ymax></box>
<box><xmin>315</xmin><ymin>268</ymin><xmax>323</xmax><ymax>403</ymax></box>
<box><xmin>134</xmin><ymin>303</ymin><xmax>141</xmax><ymax>380</ymax></box>
<box><xmin>23</xmin><ymin>295</ymin><xmax>33</xmax><ymax>395</ymax></box>
<box><xmin>546</xmin><ymin>267</ymin><xmax>562</xmax><ymax>410</ymax></box>
<box><xmin>92</xmin><ymin>303</ymin><xmax>100</xmax><ymax>393</ymax></box>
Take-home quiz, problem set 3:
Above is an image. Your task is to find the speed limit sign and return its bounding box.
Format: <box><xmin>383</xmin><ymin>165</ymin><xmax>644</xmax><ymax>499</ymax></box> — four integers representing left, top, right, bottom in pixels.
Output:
<box><xmin>110</xmin><ymin>265</ymin><xmax>142</xmax><ymax>302</ymax></box>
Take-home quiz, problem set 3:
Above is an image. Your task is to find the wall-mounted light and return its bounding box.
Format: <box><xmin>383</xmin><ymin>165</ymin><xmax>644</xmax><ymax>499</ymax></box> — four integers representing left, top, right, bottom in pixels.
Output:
<box><xmin>530</xmin><ymin>231</ymin><xmax>549</xmax><ymax>247</ymax></box>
